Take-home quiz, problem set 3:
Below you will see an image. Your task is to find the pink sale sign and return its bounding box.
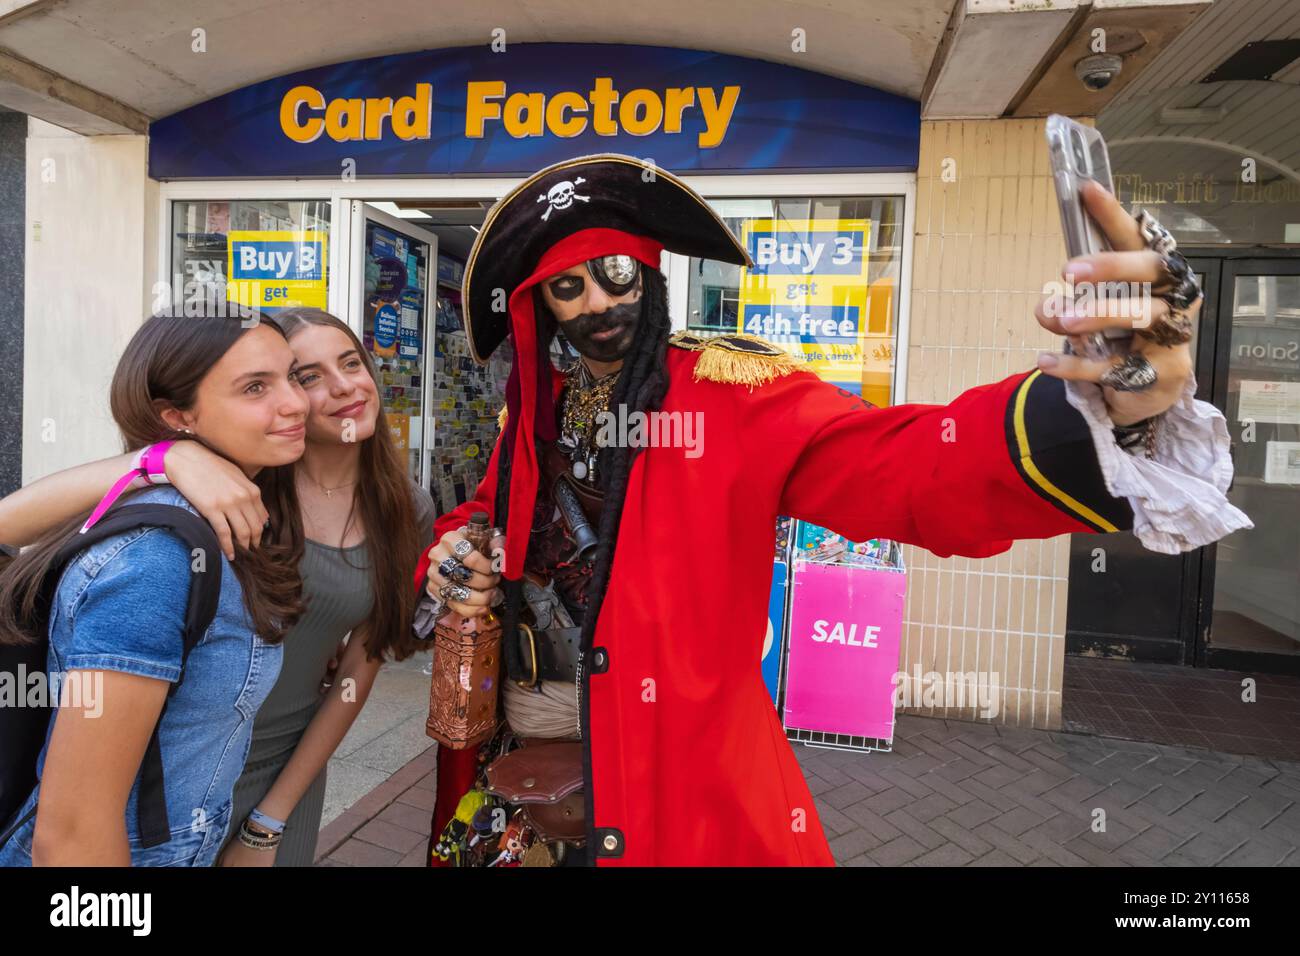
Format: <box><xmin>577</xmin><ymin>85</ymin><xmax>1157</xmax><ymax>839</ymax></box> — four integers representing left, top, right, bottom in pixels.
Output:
<box><xmin>784</xmin><ymin>562</ymin><xmax>906</xmax><ymax>740</ymax></box>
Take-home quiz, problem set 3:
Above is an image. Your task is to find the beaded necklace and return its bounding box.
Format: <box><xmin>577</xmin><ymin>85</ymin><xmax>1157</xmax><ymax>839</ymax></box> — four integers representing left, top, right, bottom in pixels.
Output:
<box><xmin>558</xmin><ymin>359</ymin><xmax>618</xmax><ymax>486</ymax></box>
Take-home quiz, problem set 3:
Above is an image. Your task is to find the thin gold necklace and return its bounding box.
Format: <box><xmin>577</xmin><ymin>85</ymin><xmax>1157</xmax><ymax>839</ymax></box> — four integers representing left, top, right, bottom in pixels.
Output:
<box><xmin>302</xmin><ymin>472</ymin><xmax>356</xmax><ymax>499</ymax></box>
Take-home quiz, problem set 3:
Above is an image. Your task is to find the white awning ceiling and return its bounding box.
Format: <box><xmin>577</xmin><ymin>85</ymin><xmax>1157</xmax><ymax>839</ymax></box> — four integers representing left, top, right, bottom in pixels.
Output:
<box><xmin>0</xmin><ymin>0</ymin><xmax>955</xmax><ymax>126</ymax></box>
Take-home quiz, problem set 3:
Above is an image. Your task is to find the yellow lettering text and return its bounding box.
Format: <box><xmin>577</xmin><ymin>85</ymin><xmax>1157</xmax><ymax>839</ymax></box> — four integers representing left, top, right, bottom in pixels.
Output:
<box><xmin>457</xmin><ymin>79</ymin><xmax>740</xmax><ymax>148</ymax></box>
<box><xmin>465</xmin><ymin>80</ymin><xmax>505</xmax><ymax>138</ymax></box>
<box><xmin>545</xmin><ymin>90</ymin><xmax>588</xmax><ymax>138</ymax></box>
<box><xmin>391</xmin><ymin>83</ymin><xmax>432</xmax><ymax>140</ymax></box>
<box><xmin>663</xmin><ymin>87</ymin><xmax>695</xmax><ymax>134</ymax></box>
<box><xmin>589</xmin><ymin>77</ymin><xmax>619</xmax><ymax>135</ymax></box>
<box><xmin>280</xmin><ymin>85</ymin><xmax>325</xmax><ymax>144</ymax></box>
<box><xmin>697</xmin><ymin>85</ymin><xmax>740</xmax><ymax>148</ymax></box>
<box><xmin>503</xmin><ymin>91</ymin><xmax>545</xmax><ymax>137</ymax></box>
<box><xmin>325</xmin><ymin>98</ymin><xmax>364</xmax><ymax>141</ymax></box>
<box><xmin>363</xmin><ymin>97</ymin><xmax>393</xmax><ymax>140</ymax></box>
<box><xmin>620</xmin><ymin>88</ymin><xmax>664</xmax><ymax>136</ymax></box>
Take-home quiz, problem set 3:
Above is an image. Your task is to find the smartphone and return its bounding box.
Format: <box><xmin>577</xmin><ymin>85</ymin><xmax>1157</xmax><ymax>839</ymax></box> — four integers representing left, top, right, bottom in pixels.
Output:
<box><xmin>1045</xmin><ymin>114</ymin><xmax>1132</xmax><ymax>358</ymax></box>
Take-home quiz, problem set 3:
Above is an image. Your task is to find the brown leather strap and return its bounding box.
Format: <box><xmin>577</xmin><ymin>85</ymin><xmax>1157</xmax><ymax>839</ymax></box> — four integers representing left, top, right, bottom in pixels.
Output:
<box><xmin>512</xmin><ymin>624</ymin><xmax>582</xmax><ymax>684</ymax></box>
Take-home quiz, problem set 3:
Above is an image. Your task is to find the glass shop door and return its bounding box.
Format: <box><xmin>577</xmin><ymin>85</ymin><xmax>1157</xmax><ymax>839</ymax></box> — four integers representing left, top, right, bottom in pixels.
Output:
<box><xmin>1065</xmin><ymin>252</ymin><xmax>1300</xmax><ymax>676</ymax></box>
<box><xmin>348</xmin><ymin>202</ymin><xmax>438</xmax><ymax>488</ymax></box>
<box><xmin>1194</xmin><ymin>256</ymin><xmax>1300</xmax><ymax>674</ymax></box>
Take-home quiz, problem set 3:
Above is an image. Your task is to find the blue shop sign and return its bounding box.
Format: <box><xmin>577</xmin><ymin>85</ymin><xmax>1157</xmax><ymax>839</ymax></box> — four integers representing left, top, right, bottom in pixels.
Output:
<box><xmin>150</xmin><ymin>43</ymin><xmax>919</xmax><ymax>179</ymax></box>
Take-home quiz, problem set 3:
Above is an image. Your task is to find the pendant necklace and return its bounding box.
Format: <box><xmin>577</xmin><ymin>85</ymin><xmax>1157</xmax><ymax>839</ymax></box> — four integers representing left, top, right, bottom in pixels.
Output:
<box><xmin>559</xmin><ymin>359</ymin><xmax>618</xmax><ymax>486</ymax></box>
<box><xmin>303</xmin><ymin>473</ymin><xmax>356</xmax><ymax>499</ymax></box>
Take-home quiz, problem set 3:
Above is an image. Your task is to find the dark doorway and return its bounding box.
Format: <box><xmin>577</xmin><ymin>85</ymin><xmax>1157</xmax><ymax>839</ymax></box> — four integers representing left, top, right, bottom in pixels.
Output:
<box><xmin>1065</xmin><ymin>249</ymin><xmax>1300</xmax><ymax>677</ymax></box>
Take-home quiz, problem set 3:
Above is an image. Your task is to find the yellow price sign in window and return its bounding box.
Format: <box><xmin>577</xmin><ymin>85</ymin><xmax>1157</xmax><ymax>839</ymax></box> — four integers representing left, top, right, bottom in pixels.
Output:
<box><xmin>737</xmin><ymin>218</ymin><xmax>893</xmax><ymax>406</ymax></box>
<box><xmin>226</xmin><ymin>231</ymin><xmax>328</xmax><ymax>310</ymax></box>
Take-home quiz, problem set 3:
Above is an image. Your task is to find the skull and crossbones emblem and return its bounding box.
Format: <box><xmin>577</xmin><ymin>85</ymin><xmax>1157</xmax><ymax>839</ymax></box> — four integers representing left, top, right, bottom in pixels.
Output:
<box><xmin>537</xmin><ymin>177</ymin><xmax>590</xmax><ymax>220</ymax></box>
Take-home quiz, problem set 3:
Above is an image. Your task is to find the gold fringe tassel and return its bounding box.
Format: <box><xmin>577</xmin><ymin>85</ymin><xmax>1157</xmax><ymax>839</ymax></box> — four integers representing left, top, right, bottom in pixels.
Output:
<box><xmin>491</xmin><ymin>337</ymin><xmax>798</xmax><ymax>421</ymax></box>
<box><xmin>671</xmin><ymin>332</ymin><xmax>803</xmax><ymax>389</ymax></box>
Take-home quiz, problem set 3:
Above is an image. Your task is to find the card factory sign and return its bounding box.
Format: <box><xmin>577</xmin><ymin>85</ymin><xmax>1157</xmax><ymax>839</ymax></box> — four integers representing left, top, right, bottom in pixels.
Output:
<box><xmin>278</xmin><ymin>79</ymin><xmax>741</xmax><ymax>149</ymax></box>
<box><xmin>149</xmin><ymin>43</ymin><xmax>919</xmax><ymax>178</ymax></box>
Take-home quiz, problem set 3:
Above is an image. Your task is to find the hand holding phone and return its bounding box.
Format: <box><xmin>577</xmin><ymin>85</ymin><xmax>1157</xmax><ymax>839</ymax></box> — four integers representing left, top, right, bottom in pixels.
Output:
<box><xmin>1046</xmin><ymin>114</ymin><xmax>1132</xmax><ymax>360</ymax></box>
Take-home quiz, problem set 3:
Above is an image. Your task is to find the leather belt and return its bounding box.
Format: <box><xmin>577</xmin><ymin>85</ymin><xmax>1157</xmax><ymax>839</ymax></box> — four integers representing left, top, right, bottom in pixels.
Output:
<box><xmin>514</xmin><ymin>622</ymin><xmax>583</xmax><ymax>686</ymax></box>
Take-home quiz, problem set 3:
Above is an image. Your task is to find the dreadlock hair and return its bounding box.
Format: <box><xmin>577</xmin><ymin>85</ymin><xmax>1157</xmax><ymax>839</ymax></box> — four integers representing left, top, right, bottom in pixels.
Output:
<box><xmin>491</xmin><ymin>264</ymin><xmax>672</xmax><ymax>676</ymax></box>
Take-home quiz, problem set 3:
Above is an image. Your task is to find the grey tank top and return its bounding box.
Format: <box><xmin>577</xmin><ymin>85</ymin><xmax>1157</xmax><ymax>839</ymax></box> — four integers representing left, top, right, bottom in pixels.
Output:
<box><xmin>244</xmin><ymin>484</ymin><xmax>435</xmax><ymax>766</ymax></box>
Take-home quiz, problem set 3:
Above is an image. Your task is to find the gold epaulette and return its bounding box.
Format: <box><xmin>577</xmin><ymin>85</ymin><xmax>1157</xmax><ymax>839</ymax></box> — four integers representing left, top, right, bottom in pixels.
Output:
<box><xmin>668</xmin><ymin>331</ymin><xmax>803</xmax><ymax>388</ymax></box>
<box><xmin>497</xmin><ymin>405</ymin><xmax>508</xmax><ymax>430</ymax></box>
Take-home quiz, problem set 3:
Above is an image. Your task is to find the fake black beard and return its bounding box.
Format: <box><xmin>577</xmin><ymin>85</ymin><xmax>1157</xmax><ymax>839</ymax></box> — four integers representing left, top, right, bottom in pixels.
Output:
<box><xmin>556</xmin><ymin>299</ymin><xmax>642</xmax><ymax>363</ymax></box>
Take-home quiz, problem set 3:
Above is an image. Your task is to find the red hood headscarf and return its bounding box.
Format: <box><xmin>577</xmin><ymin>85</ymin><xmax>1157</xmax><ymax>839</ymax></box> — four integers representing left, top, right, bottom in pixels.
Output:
<box><xmin>499</xmin><ymin>227</ymin><xmax>663</xmax><ymax>579</ymax></box>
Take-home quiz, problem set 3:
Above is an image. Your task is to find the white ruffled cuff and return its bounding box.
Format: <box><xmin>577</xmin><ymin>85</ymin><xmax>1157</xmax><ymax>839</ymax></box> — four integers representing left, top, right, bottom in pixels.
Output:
<box><xmin>1063</xmin><ymin>375</ymin><xmax>1253</xmax><ymax>554</ymax></box>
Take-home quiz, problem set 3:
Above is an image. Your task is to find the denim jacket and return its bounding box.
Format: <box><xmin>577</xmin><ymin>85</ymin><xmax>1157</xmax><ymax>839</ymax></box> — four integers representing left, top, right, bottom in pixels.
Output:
<box><xmin>0</xmin><ymin>486</ymin><xmax>283</xmax><ymax>866</ymax></box>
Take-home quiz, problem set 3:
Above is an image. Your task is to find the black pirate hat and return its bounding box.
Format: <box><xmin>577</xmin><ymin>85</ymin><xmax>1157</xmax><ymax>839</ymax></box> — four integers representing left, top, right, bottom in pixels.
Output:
<box><xmin>462</xmin><ymin>153</ymin><xmax>752</xmax><ymax>364</ymax></box>
<box><xmin>466</xmin><ymin>154</ymin><xmax>752</xmax><ymax>582</ymax></box>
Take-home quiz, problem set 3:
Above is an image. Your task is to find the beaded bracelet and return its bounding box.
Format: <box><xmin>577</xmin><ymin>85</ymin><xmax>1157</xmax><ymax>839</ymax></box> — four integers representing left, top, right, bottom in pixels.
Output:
<box><xmin>238</xmin><ymin>818</ymin><xmax>283</xmax><ymax>851</ymax></box>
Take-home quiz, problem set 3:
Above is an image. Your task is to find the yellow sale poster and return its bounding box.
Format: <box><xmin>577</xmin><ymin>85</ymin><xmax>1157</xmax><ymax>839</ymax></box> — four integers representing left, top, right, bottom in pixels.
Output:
<box><xmin>737</xmin><ymin>218</ymin><xmax>893</xmax><ymax>406</ymax></box>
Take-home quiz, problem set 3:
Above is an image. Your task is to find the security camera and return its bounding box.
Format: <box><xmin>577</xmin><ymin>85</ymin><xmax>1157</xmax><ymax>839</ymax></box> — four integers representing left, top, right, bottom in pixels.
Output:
<box><xmin>1075</xmin><ymin>53</ymin><xmax>1123</xmax><ymax>92</ymax></box>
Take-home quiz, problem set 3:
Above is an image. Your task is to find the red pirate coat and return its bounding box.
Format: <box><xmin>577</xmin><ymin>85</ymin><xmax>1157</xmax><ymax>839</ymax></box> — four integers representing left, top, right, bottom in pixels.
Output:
<box><xmin>415</xmin><ymin>335</ymin><xmax>1132</xmax><ymax>866</ymax></box>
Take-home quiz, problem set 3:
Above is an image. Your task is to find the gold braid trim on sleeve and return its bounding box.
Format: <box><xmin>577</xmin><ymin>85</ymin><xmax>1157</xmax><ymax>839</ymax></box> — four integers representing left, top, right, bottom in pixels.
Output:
<box><xmin>668</xmin><ymin>331</ymin><xmax>804</xmax><ymax>389</ymax></box>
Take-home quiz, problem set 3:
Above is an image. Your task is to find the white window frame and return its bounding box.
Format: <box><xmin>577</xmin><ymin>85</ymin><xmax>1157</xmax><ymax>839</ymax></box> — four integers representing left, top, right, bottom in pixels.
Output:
<box><xmin>156</xmin><ymin>171</ymin><xmax>916</xmax><ymax>402</ymax></box>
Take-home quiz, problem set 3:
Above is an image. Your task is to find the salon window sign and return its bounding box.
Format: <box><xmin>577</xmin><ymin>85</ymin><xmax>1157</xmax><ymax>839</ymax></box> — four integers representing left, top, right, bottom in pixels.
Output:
<box><xmin>737</xmin><ymin>218</ymin><xmax>875</xmax><ymax>384</ymax></box>
<box><xmin>226</xmin><ymin>231</ymin><xmax>328</xmax><ymax>310</ymax></box>
<box><xmin>148</xmin><ymin>44</ymin><xmax>919</xmax><ymax>178</ymax></box>
<box><xmin>1235</xmin><ymin>326</ymin><xmax>1300</xmax><ymax>370</ymax></box>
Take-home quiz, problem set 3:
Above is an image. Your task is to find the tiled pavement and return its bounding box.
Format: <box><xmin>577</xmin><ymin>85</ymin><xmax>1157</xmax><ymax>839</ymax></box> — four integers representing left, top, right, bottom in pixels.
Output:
<box><xmin>316</xmin><ymin>745</ymin><xmax>437</xmax><ymax>867</ymax></box>
<box><xmin>1063</xmin><ymin>656</ymin><xmax>1300</xmax><ymax>763</ymax></box>
<box><xmin>314</xmin><ymin>712</ymin><xmax>1300</xmax><ymax>866</ymax></box>
<box><xmin>804</xmin><ymin>714</ymin><xmax>1300</xmax><ymax>866</ymax></box>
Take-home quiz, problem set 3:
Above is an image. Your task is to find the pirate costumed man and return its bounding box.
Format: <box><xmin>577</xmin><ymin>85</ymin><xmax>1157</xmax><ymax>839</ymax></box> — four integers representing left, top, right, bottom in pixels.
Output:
<box><xmin>413</xmin><ymin>153</ymin><xmax>1249</xmax><ymax>867</ymax></box>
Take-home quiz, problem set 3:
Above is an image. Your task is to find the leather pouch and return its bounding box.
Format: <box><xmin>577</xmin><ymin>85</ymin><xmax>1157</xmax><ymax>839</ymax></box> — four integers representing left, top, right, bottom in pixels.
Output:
<box><xmin>484</xmin><ymin>740</ymin><xmax>585</xmax><ymax>843</ymax></box>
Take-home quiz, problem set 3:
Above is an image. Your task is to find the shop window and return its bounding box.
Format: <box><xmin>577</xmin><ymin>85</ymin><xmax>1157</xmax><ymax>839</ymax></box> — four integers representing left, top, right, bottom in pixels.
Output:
<box><xmin>1103</xmin><ymin>138</ymin><xmax>1300</xmax><ymax>246</ymax></box>
<box><xmin>1277</xmin><ymin>276</ymin><xmax>1300</xmax><ymax>319</ymax></box>
<box><xmin>685</xmin><ymin>195</ymin><xmax>904</xmax><ymax>407</ymax></box>
<box><xmin>169</xmin><ymin>200</ymin><xmax>331</xmax><ymax>315</ymax></box>
<box><xmin>1235</xmin><ymin>275</ymin><xmax>1263</xmax><ymax>317</ymax></box>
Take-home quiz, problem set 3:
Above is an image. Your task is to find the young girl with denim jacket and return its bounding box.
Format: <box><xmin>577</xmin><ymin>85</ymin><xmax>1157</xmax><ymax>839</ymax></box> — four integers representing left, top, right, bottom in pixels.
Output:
<box><xmin>0</xmin><ymin>310</ymin><xmax>307</xmax><ymax>866</ymax></box>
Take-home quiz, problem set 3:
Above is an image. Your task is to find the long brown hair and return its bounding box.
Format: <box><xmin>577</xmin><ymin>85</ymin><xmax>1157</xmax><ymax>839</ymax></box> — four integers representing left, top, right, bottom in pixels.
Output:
<box><xmin>269</xmin><ymin>307</ymin><xmax>421</xmax><ymax>662</ymax></box>
<box><xmin>0</xmin><ymin>311</ymin><xmax>305</xmax><ymax>646</ymax></box>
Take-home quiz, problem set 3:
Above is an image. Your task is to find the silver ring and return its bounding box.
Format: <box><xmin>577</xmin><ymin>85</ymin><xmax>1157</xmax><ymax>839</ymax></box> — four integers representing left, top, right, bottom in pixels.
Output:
<box><xmin>438</xmin><ymin>557</ymin><xmax>473</xmax><ymax>582</ymax></box>
<box><xmin>452</xmin><ymin>539</ymin><xmax>474</xmax><ymax>559</ymax></box>
<box><xmin>1158</xmin><ymin>250</ymin><xmax>1201</xmax><ymax>314</ymax></box>
<box><xmin>1100</xmin><ymin>353</ymin><xmax>1158</xmax><ymax>392</ymax></box>
<box><xmin>1138</xmin><ymin>305</ymin><xmax>1195</xmax><ymax>348</ymax></box>
<box><xmin>442</xmin><ymin>583</ymin><xmax>472</xmax><ymax>603</ymax></box>
<box><xmin>1135</xmin><ymin>208</ymin><xmax>1177</xmax><ymax>256</ymax></box>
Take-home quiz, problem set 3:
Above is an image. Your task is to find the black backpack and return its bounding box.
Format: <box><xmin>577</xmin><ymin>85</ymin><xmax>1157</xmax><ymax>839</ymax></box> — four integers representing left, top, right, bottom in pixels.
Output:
<box><xmin>0</xmin><ymin>504</ymin><xmax>223</xmax><ymax>850</ymax></box>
